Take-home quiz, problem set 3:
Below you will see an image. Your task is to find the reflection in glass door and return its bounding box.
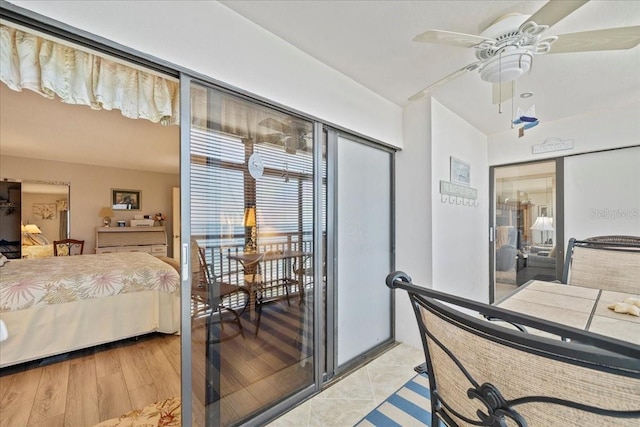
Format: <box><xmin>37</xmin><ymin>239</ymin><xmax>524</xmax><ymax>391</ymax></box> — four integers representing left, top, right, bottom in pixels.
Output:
<box><xmin>187</xmin><ymin>82</ymin><xmax>316</xmax><ymax>425</ymax></box>
<box><xmin>492</xmin><ymin>161</ymin><xmax>557</xmax><ymax>302</ymax></box>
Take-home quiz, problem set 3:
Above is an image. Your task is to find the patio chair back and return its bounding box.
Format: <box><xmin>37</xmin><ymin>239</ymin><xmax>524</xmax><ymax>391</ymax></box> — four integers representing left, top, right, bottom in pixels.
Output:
<box><xmin>563</xmin><ymin>236</ymin><xmax>640</xmax><ymax>293</ymax></box>
<box><xmin>386</xmin><ymin>271</ymin><xmax>640</xmax><ymax>427</ymax></box>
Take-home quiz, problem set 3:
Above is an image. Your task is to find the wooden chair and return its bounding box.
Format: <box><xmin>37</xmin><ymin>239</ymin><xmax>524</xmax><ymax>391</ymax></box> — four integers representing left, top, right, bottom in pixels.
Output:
<box><xmin>562</xmin><ymin>236</ymin><xmax>640</xmax><ymax>293</ymax></box>
<box><xmin>386</xmin><ymin>271</ymin><xmax>640</xmax><ymax>427</ymax></box>
<box><xmin>53</xmin><ymin>239</ymin><xmax>84</xmax><ymax>256</ymax></box>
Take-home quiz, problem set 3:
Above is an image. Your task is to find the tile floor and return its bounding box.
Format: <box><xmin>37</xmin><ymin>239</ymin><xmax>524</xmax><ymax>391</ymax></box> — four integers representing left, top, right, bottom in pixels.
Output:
<box><xmin>267</xmin><ymin>343</ymin><xmax>425</xmax><ymax>427</ymax></box>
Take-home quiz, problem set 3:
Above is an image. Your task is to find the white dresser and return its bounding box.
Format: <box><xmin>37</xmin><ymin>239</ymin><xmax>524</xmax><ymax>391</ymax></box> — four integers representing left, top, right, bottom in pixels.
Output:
<box><xmin>95</xmin><ymin>226</ymin><xmax>168</xmax><ymax>257</ymax></box>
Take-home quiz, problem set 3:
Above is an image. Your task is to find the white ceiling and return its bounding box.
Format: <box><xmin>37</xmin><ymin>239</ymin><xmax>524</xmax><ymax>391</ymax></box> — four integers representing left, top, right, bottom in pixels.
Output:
<box><xmin>0</xmin><ymin>84</ymin><xmax>180</xmax><ymax>174</ymax></box>
<box><xmin>221</xmin><ymin>0</ymin><xmax>640</xmax><ymax>136</ymax></box>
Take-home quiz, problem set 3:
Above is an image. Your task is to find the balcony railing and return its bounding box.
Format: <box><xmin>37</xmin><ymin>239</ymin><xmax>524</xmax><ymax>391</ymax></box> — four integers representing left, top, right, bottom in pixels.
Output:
<box><xmin>193</xmin><ymin>231</ymin><xmax>314</xmax><ymax>309</ymax></box>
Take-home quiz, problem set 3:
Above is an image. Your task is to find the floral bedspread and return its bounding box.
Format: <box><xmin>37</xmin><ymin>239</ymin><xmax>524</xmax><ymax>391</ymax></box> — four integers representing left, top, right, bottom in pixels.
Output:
<box><xmin>0</xmin><ymin>253</ymin><xmax>180</xmax><ymax>313</ymax></box>
<box><xmin>94</xmin><ymin>396</ymin><xmax>180</xmax><ymax>427</ymax></box>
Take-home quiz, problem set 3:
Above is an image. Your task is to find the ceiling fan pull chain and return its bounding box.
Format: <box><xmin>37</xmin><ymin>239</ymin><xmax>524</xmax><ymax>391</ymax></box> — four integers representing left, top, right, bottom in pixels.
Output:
<box><xmin>498</xmin><ymin>50</ymin><xmax>503</xmax><ymax>114</ymax></box>
<box><xmin>511</xmin><ymin>80</ymin><xmax>515</xmax><ymax>129</ymax></box>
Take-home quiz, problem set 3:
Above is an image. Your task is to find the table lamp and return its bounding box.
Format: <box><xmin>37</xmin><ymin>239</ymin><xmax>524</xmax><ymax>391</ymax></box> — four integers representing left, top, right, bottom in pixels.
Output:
<box><xmin>243</xmin><ymin>207</ymin><xmax>257</xmax><ymax>252</ymax></box>
<box><xmin>23</xmin><ymin>224</ymin><xmax>42</xmax><ymax>234</ymax></box>
<box><xmin>530</xmin><ymin>216</ymin><xmax>554</xmax><ymax>245</ymax></box>
<box><xmin>99</xmin><ymin>207</ymin><xmax>114</xmax><ymax>227</ymax></box>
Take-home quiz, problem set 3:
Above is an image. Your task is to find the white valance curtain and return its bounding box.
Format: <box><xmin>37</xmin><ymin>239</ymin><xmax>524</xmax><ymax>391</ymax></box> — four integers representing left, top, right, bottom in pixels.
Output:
<box><xmin>0</xmin><ymin>24</ymin><xmax>179</xmax><ymax>125</ymax></box>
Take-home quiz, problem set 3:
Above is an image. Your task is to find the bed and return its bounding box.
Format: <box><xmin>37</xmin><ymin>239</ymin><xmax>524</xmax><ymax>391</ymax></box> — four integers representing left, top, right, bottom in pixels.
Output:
<box><xmin>21</xmin><ymin>232</ymin><xmax>54</xmax><ymax>259</ymax></box>
<box><xmin>0</xmin><ymin>252</ymin><xmax>180</xmax><ymax>368</ymax></box>
<box><xmin>21</xmin><ymin>244</ymin><xmax>54</xmax><ymax>258</ymax></box>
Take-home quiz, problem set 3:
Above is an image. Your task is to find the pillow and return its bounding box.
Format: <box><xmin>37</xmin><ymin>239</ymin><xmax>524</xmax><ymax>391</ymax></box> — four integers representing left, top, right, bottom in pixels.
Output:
<box><xmin>35</xmin><ymin>234</ymin><xmax>51</xmax><ymax>245</ymax></box>
<box><xmin>548</xmin><ymin>246</ymin><xmax>557</xmax><ymax>258</ymax></box>
<box><xmin>21</xmin><ymin>233</ymin><xmax>50</xmax><ymax>246</ymax></box>
<box><xmin>0</xmin><ymin>254</ymin><xmax>8</xmax><ymax>267</ymax></box>
<box><xmin>21</xmin><ymin>232</ymin><xmax>38</xmax><ymax>246</ymax></box>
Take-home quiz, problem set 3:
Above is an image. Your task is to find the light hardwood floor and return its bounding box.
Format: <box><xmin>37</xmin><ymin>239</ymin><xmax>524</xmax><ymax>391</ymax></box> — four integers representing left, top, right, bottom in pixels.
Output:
<box><xmin>0</xmin><ymin>333</ymin><xmax>181</xmax><ymax>427</ymax></box>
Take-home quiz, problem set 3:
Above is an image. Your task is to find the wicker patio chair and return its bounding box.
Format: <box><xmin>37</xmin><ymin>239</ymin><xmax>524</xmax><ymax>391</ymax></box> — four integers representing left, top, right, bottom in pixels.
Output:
<box><xmin>386</xmin><ymin>271</ymin><xmax>640</xmax><ymax>427</ymax></box>
<box><xmin>562</xmin><ymin>236</ymin><xmax>640</xmax><ymax>293</ymax></box>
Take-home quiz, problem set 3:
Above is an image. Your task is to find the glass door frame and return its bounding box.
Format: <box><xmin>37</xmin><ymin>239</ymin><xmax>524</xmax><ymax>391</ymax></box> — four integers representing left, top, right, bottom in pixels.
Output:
<box><xmin>179</xmin><ymin>73</ymin><xmax>326</xmax><ymax>426</ymax></box>
<box><xmin>489</xmin><ymin>158</ymin><xmax>564</xmax><ymax>303</ymax></box>
<box><xmin>325</xmin><ymin>128</ymin><xmax>396</xmax><ymax>378</ymax></box>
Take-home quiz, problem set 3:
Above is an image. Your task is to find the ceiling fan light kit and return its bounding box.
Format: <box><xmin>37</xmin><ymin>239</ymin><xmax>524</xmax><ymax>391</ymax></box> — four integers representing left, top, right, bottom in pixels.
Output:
<box><xmin>479</xmin><ymin>47</ymin><xmax>533</xmax><ymax>83</ymax></box>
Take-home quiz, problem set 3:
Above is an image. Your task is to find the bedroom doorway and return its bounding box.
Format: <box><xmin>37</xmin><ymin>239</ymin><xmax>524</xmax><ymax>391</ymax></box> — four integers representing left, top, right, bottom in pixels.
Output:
<box><xmin>185</xmin><ymin>81</ymin><xmax>318</xmax><ymax>426</ymax></box>
<box><xmin>0</xmin><ymin>18</ymin><xmax>182</xmax><ymax>425</ymax></box>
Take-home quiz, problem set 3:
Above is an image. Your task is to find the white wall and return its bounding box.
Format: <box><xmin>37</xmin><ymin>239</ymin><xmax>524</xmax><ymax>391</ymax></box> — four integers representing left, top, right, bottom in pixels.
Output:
<box><xmin>431</xmin><ymin>99</ymin><xmax>489</xmax><ymax>303</ymax></box>
<box><xmin>488</xmin><ymin>102</ymin><xmax>640</xmax><ymax>165</ymax></box>
<box><xmin>565</xmin><ymin>146</ymin><xmax>640</xmax><ymax>241</ymax></box>
<box><xmin>395</xmin><ymin>98</ymin><xmax>489</xmax><ymax>349</ymax></box>
<box><xmin>9</xmin><ymin>0</ymin><xmax>403</xmax><ymax>148</ymax></box>
<box><xmin>394</xmin><ymin>97</ymin><xmax>433</xmax><ymax>348</ymax></box>
<box><xmin>1</xmin><ymin>155</ymin><xmax>179</xmax><ymax>256</ymax></box>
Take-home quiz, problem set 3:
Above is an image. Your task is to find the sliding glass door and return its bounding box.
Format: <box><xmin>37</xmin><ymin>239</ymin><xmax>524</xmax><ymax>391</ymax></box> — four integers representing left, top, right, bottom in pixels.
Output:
<box><xmin>184</xmin><ymin>81</ymin><xmax>317</xmax><ymax>426</ymax></box>
<box><xmin>179</xmin><ymin>79</ymin><xmax>394</xmax><ymax>425</ymax></box>
<box><xmin>333</xmin><ymin>133</ymin><xmax>394</xmax><ymax>370</ymax></box>
<box><xmin>491</xmin><ymin>160</ymin><xmax>559</xmax><ymax>302</ymax></box>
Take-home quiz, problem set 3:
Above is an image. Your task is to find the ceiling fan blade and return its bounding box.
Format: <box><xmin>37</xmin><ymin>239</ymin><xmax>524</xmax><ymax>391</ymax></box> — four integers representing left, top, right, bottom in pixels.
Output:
<box><xmin>258</xmin><ymin>117</ymin><xmax>291</xmax><ymax>134</ymax></box>
<box><xmin>413</xmin><ymin>30</ymin><xmax>490</xmax><ymax>48</ymax></box>
<box><xmin>492</xmin><ymin>81</ymin><xmax>515</xmax><ymax>105</ymax></box>
<box><xmin>520</xmin><ymin>0</ymin><xmax>588</xmax><ymax>30</ymax></box>
<box><xmin>409</xmin><ymin>62</ymin><xmax>481</xmax><ymax>101</ymax></box>
<box><xmin>547</xmin><ymin>26</ymin><xmax>640</xmax><ymax>54</ymax></box>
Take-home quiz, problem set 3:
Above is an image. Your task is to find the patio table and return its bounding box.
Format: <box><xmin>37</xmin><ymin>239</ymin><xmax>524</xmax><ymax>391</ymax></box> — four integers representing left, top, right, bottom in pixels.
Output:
<box><xmin>495</xmin><ymin>280</ymin><xmax>640</xmax><ymax>345</ymax></box>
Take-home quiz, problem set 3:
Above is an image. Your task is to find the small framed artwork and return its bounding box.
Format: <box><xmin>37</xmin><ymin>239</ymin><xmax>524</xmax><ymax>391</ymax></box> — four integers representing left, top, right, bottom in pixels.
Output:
<box><xmin>33</xmin><ymin>203</ymin><xmax>57</xmax><ymax>220</ymax></box>
<box><xmin>112</xmin><ymin>189</ymin><xmax>141</xmax><ymax>210</ymax></box>
<box><xmin>539</xmin><ymin>205</ymin><xmax>548</xmax><ymax>217</ymax></box>
<box><xmin>450</xmin><ymin>157</ymin><xmax>471</xmax><ymax>186</ymax></box>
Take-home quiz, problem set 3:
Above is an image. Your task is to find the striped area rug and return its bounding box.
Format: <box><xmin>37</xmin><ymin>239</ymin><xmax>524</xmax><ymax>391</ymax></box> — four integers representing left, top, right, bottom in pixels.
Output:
<box><xmin>356</xmin><ymin>372</ymin><xmax>439</xmax><ymax>427</ymax></box>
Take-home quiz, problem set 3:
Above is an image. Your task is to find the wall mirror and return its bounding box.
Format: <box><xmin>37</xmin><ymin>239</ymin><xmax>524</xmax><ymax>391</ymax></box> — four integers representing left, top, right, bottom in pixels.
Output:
<box><xmin>0</xmin><ymin>178</ymin><xmax>70</xmax><ymax>259</ymax></box>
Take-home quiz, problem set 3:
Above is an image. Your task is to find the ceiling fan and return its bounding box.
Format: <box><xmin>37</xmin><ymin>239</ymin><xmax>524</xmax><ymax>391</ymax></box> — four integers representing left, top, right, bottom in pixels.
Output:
<box><xmin>409</xmin><ymin>0</ymin><xmax>640</xmax><ymax>103</ymax></box>
<box><xmin>257</xmin><ymin>117</ymin><xmax>312</xmax><ymax>154</ymax></box>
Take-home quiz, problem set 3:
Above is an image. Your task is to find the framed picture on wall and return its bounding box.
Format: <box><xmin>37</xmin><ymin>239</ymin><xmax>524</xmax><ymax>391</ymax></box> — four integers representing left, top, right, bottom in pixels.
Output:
<box><xmin>112</xmin><ymin>189</ymin><xmax>141</xmax><ymax>210</ymax></box>
<box><xmin>33</xmin><ymin>203</ymin><xmax>56</xmax><ymax>220</ymax></box>
<box><xmin>450</xmin><ymin>157</ymin><xmax>471</xmax><ymax>186</ymax></box>
<box><xmin>539</xmin><ymin>205</ymin><xmax>548</xmax><ymax>217</ymax></box>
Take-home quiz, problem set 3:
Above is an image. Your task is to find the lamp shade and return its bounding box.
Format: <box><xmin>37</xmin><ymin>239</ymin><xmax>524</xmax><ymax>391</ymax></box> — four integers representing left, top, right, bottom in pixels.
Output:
<box><xmin>530</xmin><ymin>216</ymin><xmax>554</xmax><ymax>231</ymax></box>
<box><xmin>99</xmin><ymin>207</ymin><xmax>114</xmax><ymax>218</ymax></box>
<box><xmin>243</xmin><ymin>207</ymin><xmax>256</xmax><ymax>227</ymax></box>
<box><xmin>24</xmin><ymin>224</ymin><xmax>42</xmax><ymax>234</ymax></box>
